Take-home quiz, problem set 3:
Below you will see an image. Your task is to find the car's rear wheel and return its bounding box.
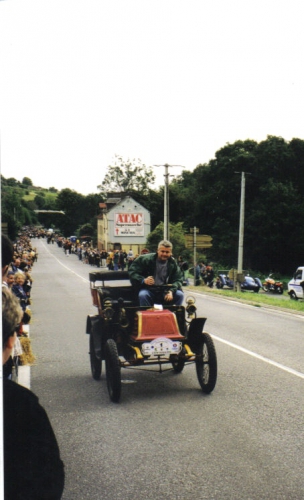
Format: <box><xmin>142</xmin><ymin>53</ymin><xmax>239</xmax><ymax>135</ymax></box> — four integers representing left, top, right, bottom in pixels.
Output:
<box><xmin>89</xmin><ymin>333</ymin><xmax>101</xmax><ymax>380</ymax></box>
<box><xmin>290</xmin><ymin>290</ymin><xmax>298</xmax><ymax>300</ymax></box>
<box><xmin>105</xmin><ymin>339</ymin><xmax>121</xmax><ymax>402</ymax></box>
<box><xmin>196</xmin><ymin>333</ymin><xmax>217</xmax><ymax>394</ymax></box>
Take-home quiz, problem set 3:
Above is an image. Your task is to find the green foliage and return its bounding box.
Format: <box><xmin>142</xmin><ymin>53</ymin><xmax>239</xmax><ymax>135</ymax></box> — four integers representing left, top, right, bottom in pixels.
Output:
<box><xmin>22</xmin><ymin>177</ymin><xmax>33</xmax><ymax>186</ymax></box>
<box><xmin>34</xmin><ymin>195</ymin><xmax>46</xmax><ymax>209</ymax></box>
<box><xmin>55</xmin><ymin>188</ymin><xmax>85</xmax><ymax>236</ymax></box>
<box><xmin>98</xmin><ymin>155</ymin><xmax>156</xmax><ymax>195</ymax></box>
<box><xmin>174</xmin><ymin>136</ymin><xmax>304</xmax><ymax>274</ymax></box>
<box><xmin>3</xmin><ymin>177</ymin><xmax>20</xmax><ymax>187</ymax></box>
<box><xmin>146</xmin><ymin>222</ymin><xmax>186</xmax><ymax>258</ymax></box>
<box><xmin>1</xmin><ymin>176</ymin><xmax>104</xmax><ymax>239</ymax></box>
<box><xmin>78</xmin><ymin>223</ymin><xmax>95</xmax><ymax>238</ymax></box>
<box><xmin>1</xmin><ymin>188</ymin><xmax>37</xmax><ymax>239</ymax></box>
<box><xmin>188</xmin><ymin>285</ymin><xmax>304</xmax><ymax>313</ymax></box>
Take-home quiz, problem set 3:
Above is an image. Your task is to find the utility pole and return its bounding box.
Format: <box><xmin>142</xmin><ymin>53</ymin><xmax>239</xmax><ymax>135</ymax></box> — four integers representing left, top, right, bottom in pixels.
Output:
<box><xmin>193</xmin><ymin>226</ymin><xmax>197</xmax><ymax>277</ymax></box>
<box><xmin>235</xmin><ymin>171</ymin><xmax>250</xmax><ymax>292</ymax></box>
<box><xmin>154</xmin><ymin>164</ymin><xmax>184</xmax><ymax>240</ymax></box>
<box><xmin>164</xmin><ymin>164</ymin><xmax>170</xmax><ymax>240</ymax></box>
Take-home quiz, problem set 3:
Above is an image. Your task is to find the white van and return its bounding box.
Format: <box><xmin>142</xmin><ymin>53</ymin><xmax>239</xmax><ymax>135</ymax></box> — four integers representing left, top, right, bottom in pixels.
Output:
<box><xmin>288</xmin><ymin>267</ymin><xmax>304</xmax><ymax>300</ymax></box>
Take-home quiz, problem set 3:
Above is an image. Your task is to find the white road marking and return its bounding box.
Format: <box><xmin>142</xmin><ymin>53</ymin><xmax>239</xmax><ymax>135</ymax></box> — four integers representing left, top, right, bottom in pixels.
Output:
<box><xmin>43</xmin><ymin>243</ymin><xmax>89</xmax><ymax>283</ymax></box>
<box><xmin>212</xmin><ymin>334</ymin><xmax>304</xmax><ymax>379</ymax></box>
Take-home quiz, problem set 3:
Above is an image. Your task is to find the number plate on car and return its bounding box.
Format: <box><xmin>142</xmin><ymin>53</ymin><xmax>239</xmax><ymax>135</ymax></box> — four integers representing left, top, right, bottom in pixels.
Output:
<box><xmin>142</xmin><ymin>338</ymin><xmax>182</xmax><ymax>357</ymax></box>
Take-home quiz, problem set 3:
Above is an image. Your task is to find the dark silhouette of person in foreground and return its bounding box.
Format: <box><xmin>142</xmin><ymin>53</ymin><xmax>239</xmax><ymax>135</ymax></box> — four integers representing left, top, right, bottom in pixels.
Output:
<box><xmin>2</xmin><ymin>287</ymin><xmax>65</xmax><ymax>499</ymax></box>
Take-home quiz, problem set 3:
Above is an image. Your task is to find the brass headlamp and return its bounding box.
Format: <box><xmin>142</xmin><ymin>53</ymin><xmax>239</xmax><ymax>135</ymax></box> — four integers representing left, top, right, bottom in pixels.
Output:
<box><xmin>103</xmin><ymin>299</ymin><xmax>114</xmax><ymax>321</ymax></box>
<box><xmin>186</xmin><ymin>296</ymin><xmax>197</xmax><ymax>319</ymax></box>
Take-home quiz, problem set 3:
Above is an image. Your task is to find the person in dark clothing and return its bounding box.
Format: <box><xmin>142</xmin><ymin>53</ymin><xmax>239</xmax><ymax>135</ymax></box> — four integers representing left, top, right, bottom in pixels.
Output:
<box><xmin>119</xmin><ymin>250</ymin><xmax>126</xmax><ymax>271</ymax></box>
<box><xmin>128</xmin><ymin>240</ymin><xmax>184</xmax><ymax>306</ymax></box>
<box><xmin>204</xmin><ymin>265</ymin><xmax>215</xmax><ymax>288</ymax></box>
<box><xmin>2</xmin><ymin>235</ymin><xmax>14</xmax><ymax>278</ymax></box>
<box><xmin>2</xmin><ymin>288</ymin><xmax>65</xmax><ymax>500</ymax></box>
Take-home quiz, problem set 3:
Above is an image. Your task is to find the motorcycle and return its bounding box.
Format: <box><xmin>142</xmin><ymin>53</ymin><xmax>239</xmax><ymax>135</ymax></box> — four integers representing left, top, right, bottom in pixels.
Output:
<box><xmin>262</xmin><ymin>274</ymin><xmax>284</xmax><ymax>294</ymax></box>
<box><xmin>216</xmin><ymin>274</ymin><xmax>234</xmax><ymax>289</ymax></box>
<box><xmin>241</xmin><ymin>275</ymin><xmax>261</xmax><ymax>293</ymax></box>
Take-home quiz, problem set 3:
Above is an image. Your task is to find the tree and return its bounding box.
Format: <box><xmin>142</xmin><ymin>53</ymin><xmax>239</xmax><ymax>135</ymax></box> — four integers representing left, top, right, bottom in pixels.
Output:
<box><xmin>55</xmin><ymin>188</ymin><xmax>85</xmax><ymax>236</ymax></box>
<box><xmin>34</xmin><ymin>195</ymin><xmax>46</xmax><ymax>209</ymax></box>
<box><xmin>175</xmin><ymin>136</ymin><xmax>304</xmax><ymax>273</ymax></box>
<box><xmin>78</xmin><ymin>223</ymin><xmax>95</xmax><ymax>238</ymax></box>
<box><xmin>22</xmin><ymin>177</ymin><xmax>33</xmax><ymax>187</ymax></box>
<box><xmin>146</xmin><ymin>222</ymin><xmax>186</xmax><ymax>258</ymax></box>
<box><xmin>98</xmin><ymin>155</ymin><xmax>156</xmax><ymax>195</ymax></box>
<box><xmin>1</xmin><ymin>190</ymin><xmax>36</xmax><ymax>239</ymax></box>
<box><xmin>4</xmin><ymin>177</ymin><xmax>19</xmax><ymax>187</ymax></box>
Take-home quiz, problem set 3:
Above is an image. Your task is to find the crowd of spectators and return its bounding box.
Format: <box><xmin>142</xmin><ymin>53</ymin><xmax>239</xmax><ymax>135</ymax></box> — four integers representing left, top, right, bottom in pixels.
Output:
<box><xmin>2</xmin><ymin>232</ymin><xmax>65</xmax><ymax>499</ymax></box>
<box><xmin>54</xmin><ymin>236</ymin><xmax>138</xmax><ymax>270</ymax></box>
<box><xmin>2</xmin><ymin>232</ymin><xmax>37</xmax><ymax>376</ymax></box>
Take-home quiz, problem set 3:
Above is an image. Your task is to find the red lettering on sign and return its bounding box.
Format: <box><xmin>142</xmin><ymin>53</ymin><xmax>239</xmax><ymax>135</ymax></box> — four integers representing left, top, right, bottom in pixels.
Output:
<box><xmin>116</xmin><ymin>213</ymin><xmax>143</xmax><ymax>224</ymax></box>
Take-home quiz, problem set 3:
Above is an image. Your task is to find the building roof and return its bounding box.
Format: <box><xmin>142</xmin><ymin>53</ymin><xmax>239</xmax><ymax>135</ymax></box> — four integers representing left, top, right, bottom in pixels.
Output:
<box><xmin>106</xmin><ymin>198</ymin><xmax>121</xmax><ymax>204</ymax></box>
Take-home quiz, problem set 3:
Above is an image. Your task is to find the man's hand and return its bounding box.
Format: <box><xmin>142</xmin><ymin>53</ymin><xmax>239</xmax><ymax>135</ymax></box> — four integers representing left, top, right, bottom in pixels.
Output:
<box><xmin>144</xmin><ymin>276</ymin><xmax>155</xmax><ymax>286</ymax></box>
<box><xmin>164</xmin><ymin>290</ymin><xmax>173</xmax><ymax>301</ymax></box>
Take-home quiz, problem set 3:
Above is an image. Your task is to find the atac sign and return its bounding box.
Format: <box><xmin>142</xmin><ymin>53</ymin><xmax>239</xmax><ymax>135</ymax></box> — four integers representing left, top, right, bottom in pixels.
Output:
<box><xmin>115</xmin><ymin>213</ymin><xmax>144</xmax><ymax>236</ymax></box>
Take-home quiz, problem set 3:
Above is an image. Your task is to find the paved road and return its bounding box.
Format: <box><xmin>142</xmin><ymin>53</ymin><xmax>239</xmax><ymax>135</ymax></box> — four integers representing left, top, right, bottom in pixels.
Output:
<box><xmin>29</xmin><ymin>240</ymin><xmax>304</xmax><ymax>500</ymax></box>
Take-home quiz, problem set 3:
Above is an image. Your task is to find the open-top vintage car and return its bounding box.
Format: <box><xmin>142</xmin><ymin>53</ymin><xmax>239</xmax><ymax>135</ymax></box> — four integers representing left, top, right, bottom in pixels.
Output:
<box><xmin>86</xmin><ymin>271</ymin><xmax>217</xmax><ymax>402</ymax></box>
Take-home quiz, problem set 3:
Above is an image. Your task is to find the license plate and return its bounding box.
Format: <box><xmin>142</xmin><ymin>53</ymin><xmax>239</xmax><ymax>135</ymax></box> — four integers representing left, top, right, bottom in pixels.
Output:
<box><xmin>142</xmin><ymin>338</ymin><xmax>182</xmax><ymax>357</ymax></box>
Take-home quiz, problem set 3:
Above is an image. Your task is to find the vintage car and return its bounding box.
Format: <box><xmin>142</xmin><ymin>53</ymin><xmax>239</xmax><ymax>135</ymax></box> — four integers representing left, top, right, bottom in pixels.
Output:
<box><xmin>86</xmin><ymin>271</ymin><xmax>217</xmax><ymax>402</ymax></box>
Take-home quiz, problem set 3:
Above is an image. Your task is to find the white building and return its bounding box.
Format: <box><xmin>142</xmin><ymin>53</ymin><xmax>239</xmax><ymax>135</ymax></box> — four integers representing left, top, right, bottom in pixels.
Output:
<box><xmin>97</xmin><ymin>195</ymin><xmax>151</xmax><ymax>254</ymax></box>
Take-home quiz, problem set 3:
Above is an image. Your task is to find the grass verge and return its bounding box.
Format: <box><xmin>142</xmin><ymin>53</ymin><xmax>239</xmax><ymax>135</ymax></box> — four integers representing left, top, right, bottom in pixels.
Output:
<box><xmin>187</xmin><ymin>285</ymin><xmax>304</xmax><ymax>314</ymax></box>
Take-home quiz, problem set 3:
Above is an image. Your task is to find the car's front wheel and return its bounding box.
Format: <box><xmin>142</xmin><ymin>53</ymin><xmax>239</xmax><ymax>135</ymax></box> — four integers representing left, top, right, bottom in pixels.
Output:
<box><xmin>105</xmin><ymin>339</ymin><xmax>121</xmax><ymax>402</ymax></box>
<box><xmin>195</xmin><ymin>333</ymin><xmax>217</xmax><ymax>394</ymax></box>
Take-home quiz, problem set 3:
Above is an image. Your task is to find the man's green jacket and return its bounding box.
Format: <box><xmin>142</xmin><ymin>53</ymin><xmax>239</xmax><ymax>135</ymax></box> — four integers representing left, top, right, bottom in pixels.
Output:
<box><xmin>128</xmin><ymin>252</ymin><xmax>183</xmax><ymax>293</ymax></box>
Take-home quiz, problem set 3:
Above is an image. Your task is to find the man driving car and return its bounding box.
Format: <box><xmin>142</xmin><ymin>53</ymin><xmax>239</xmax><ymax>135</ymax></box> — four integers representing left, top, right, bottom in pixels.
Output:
<box><xmin>128</xmin><ymin>240</ymin><xmax>184</xmax><ymax>306</ymax></box>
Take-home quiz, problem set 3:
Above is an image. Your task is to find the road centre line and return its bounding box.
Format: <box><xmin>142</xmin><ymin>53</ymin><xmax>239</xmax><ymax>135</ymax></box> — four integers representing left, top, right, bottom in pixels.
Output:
<box><xmin>212</xmin><ymin>334</ymin><xmax>304</xmax><ymax>379</ymax></box>
<box><xmin>42</xmin><ymin>244</ymin><xmax>303</xmax><ymax>379</ymax></box>
<box><xmin>43</xmin><ymin>243</ymin><xmax>89</xmax><ymax>283</ymax></box>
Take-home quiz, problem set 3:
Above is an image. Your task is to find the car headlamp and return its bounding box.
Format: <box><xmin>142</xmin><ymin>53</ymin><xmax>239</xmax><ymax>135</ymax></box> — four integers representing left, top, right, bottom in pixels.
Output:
<box><xmin>103</xmin><ymin>299</ymin><xmax>114</xmax><ymax>321</ymax></box>
<box><xmin>186</xmin><ymin>296</ymin><xmax>197</xmax><ymax>319</ymax></box>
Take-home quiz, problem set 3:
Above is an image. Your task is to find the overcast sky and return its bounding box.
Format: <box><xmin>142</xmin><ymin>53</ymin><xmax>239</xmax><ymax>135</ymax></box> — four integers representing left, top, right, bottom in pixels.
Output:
<box><xmin>1</xmin><ymin>0</ymin><xmax>303</xmax><ymax>195</ymax></box>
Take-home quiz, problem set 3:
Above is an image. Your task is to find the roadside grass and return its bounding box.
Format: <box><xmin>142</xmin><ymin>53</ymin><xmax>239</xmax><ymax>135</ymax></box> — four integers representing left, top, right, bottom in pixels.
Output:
<box><xmin>23</xmin><ymin>191</ymin><xmax>37</xmax><ymax>201</ymax></box>
<box><xmin>187</xmin><ymin>284</ymin><xmax>304</xmax><ymax>313</ymax></box>
<box><xmin>23</xmin><ymin>190</ymin><xmax>58</xmax><ymax>202</ymax></box>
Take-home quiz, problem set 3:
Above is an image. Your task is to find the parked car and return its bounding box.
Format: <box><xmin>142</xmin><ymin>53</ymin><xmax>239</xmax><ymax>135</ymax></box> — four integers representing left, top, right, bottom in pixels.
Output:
<box><xmin>241</xmin><ymin>275</ymin><xmax>261</xmax><ymax>293</ymax></box>
<box><xmin>288</xmin><ymin>267</ymin><xmax>304</xmax><ymax>300</ymax></box>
